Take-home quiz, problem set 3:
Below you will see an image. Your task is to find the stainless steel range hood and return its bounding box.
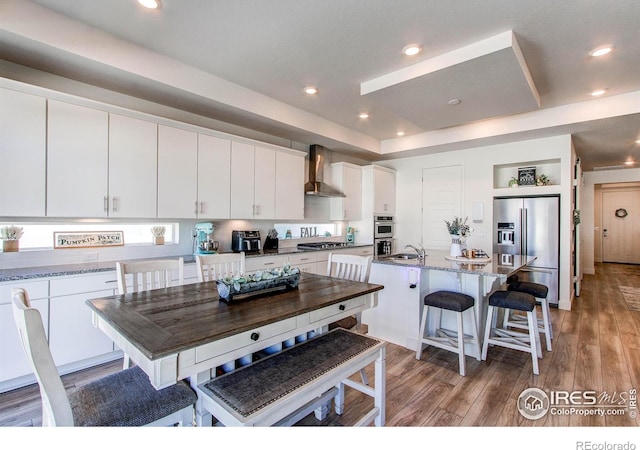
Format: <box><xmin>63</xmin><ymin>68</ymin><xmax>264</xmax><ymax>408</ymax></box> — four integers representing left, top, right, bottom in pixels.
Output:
<box><xmin>304</xmin><ymin>145</ymin><xmax>345</xmax><ymax>197</ymax></box>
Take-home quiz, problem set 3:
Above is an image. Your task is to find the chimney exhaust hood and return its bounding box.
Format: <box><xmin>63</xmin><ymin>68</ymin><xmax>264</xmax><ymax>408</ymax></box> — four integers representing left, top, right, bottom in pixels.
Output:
<box><xmin>304</xmin><ymin>145</ymin><xmax>345</xmax><ymax>197</ymax></box>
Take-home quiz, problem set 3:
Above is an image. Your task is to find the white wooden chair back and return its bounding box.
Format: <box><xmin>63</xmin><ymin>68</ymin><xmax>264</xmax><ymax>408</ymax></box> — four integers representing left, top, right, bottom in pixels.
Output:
<box><xmin>196</xmin><ymin>252</ymin><xmax>245</xmax><ymax>282</ymax></box>
<box><xmin>116</xmin><ymin>257</ymin><xmax>184</xmax><ymax>294</ymax></box>
<box><xmin>12</xmin><ymin>288</ymin><xmax>74</xmax><ymax>426</ymax></box>
<box><xmin>326</xmin><ymin>253</ymin><xmax>372</xmax><ymax>282</ymax></box>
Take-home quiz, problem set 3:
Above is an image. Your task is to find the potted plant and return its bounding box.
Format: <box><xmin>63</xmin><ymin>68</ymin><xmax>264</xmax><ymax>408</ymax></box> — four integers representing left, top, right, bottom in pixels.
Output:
<box><xmin>444</xmin><ymin>217</ymin><xmax>470</xmax><ymax>257</ymax></box>
<box><xmin>151</xmin><ymin>226</ymin><xmax>166</xmax><ymax>245</ymax></box>
<box><xmin>1</xmin><ymin>225</ymin><xmax>24</xmax><ymax>252</ymax></box>
<box><xmin>508</xmin><ymin>177</ymin><xmax>519</xmax><ymax>188</ymax></box>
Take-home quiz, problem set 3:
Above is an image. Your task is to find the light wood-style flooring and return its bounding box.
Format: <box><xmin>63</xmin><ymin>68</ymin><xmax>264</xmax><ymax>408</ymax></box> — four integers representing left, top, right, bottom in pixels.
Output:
<box><xmin>1</xmin><ymin>262</ymin><xmax>639</xmax><ymax>427</ymax></box>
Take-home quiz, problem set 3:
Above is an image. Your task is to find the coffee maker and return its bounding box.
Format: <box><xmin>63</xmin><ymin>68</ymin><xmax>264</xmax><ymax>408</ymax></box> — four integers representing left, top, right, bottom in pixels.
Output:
<box><xmin>195</xmin><ymin>222</ymin><xmax>219</xmax><ymax>254</ymax></box>
<box><xmin>232</xmin><ymin>230</ymin><xmax>261</xmax><ymax>253</ymax></box>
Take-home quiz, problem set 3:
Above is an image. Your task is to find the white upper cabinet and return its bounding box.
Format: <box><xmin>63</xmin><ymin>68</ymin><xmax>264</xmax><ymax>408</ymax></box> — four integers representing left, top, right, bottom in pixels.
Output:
<box><xmin>330</xmin><ymin>162</ymin><xmax>362</xmax><ymax>220</ymax></box>
<box><xmin>230</xmin><ymin>141</ymin><xmax>255</xmax><ymax>219</ymax></box>
<box><xmin>197</xmin><ymin>134</ymin><xmax>231</xmax><ymax>219</ymax></box>
<box><xmin>230</xmin><ymin>142</ymin><xmax>277</xmax><ymax>219</ymax></box>
<box><xmin>275</xmin><ymin>151</ymin><xmax>305</xmax><ymax>219</ymax></box>
<box><xmin>254</xmin><ymin>146</ymin><xmax>276</xmax><ymax>219</ymax></box>
<box><xmin>47</xmin><ymin>100</ymin><xmax>109</xmax><ymax>217</ymax></box>
<box><xmin>362</xmin><ymin>165</ymin><xmax>396</xmax><ymax>215</ymax></box>
<box><xmin>0</xmin><ymin>88</ymin><xmax>46</xmax><ymax>217</ymax></box>
<box><xmin>157</xmin><ymin>124</ymin><xmax>198</xmax><ymax>218</ymax></box>
<box><xmin>108</xmin><ymin>114</ymin><xmax>158</xmax><ymax>218</ymax></box>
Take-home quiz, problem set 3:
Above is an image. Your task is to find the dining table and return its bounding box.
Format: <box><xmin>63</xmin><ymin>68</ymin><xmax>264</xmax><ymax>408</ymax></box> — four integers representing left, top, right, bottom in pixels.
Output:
<box><xmin>86</xmin><ymin>272</ymin><xmax>384</xmax><ymax>426</ymax></box>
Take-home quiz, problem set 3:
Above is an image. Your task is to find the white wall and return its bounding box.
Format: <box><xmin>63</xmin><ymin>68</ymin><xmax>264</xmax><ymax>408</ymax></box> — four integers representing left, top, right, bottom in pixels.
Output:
<box><xmin>582</xmin><ymin>168</ymin><xmax>640</xmax><ymax>274</ymax></box>
<box><xmin>379</xmin><ymin>134</ymin><xmax>575</xmax><ymax>309</ymax></box>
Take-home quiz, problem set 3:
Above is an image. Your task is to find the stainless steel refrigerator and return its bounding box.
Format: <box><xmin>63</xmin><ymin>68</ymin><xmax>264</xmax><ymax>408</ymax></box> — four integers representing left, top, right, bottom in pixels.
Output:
<box><xmin>493</xmin><ymin>195</ymin><xmax>560</xmax><ymax>305</ymax></box>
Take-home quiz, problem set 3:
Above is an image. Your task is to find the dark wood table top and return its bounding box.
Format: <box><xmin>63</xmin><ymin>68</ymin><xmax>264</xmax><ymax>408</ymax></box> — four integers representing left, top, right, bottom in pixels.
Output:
<box><xmin>86</xmin><ymin>273</ymin><xmax>383</xmax><ymax>361</ymax></box>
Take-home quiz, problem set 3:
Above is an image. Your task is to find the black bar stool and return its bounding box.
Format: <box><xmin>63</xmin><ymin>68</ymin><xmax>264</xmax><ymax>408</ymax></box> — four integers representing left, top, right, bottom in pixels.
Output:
<box><xmin>482</xmin><ymin>290</ymin><xmax>541</xmax><ymax>375</ymax></box>
<box><xmin>416</xmin><ymin>290</ymin><xmax>481</xmax><ymax>376</ymax></box>
<box><xmin>505</xmin><ymin>281</ymin><xmax>553</xmax><ymax>352</ymax></box>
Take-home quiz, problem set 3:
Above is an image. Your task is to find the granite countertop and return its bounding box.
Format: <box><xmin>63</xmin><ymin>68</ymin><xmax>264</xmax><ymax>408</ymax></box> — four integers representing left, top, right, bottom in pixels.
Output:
<box><xmin>373</xmin><ymin>249</ymin><xmax>536</xmax><ymax>278</ymax></box>
<box><xmin>0</xmin><ymin>243</ymin><xmax>374</xmax><ymax>282</ymax></box>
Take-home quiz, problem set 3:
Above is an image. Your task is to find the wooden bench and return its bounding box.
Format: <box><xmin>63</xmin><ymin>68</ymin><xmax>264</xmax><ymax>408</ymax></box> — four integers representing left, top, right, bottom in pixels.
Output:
<box><xmin>196</xmin><ymin>328</ymin><xmax>386</xmax><ymax>426</ymax></box>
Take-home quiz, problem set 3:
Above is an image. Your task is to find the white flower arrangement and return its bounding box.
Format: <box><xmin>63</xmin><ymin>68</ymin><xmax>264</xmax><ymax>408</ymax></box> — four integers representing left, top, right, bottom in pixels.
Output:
<box><xmin>151</xmin><ymin>226</ymin><xmax>166</xmax><ymax>237</ymax></box>
<box><xmin>0</xmin><ymin>225</ymin><xmax>24</xmax><ymax>241</ymax></box>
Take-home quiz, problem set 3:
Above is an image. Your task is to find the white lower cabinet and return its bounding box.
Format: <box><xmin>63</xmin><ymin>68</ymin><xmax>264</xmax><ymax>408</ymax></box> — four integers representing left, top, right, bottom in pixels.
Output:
<box><xmin>48</xmin><ymin>273</ymin><xmax>120</xmax><ymax>371</ymax></box>
<box><xmin>0</xmin><ymin>280</ymin><xmax>49</xmax><ymax>390</ymax></box>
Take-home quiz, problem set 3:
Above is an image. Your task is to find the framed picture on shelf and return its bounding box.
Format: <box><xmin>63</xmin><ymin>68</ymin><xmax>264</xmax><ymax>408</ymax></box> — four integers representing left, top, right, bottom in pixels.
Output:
<box><xmin>518</xmin><ymin>166</ymin><xmax>536</xmax><ymax>186</ymax></box>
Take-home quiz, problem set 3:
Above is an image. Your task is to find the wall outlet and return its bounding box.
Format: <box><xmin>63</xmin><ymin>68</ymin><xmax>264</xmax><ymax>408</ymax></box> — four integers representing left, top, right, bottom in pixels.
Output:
<box><xmin>83</xmin><ymin>251</ymin><xmax>98</xmax><ymax>261</ymax></box>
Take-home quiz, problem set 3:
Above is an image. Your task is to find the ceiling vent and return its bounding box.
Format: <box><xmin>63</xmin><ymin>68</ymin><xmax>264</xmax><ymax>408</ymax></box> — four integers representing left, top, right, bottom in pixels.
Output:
<box><xmin>592</xmin><ymin>164</ymin><xmax>629</xmax><ymax>171</ymax></box>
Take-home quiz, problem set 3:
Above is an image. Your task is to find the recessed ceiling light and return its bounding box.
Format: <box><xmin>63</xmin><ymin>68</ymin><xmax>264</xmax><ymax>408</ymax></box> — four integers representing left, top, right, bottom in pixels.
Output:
<box><xmin>304</xmin><ymin>86</ymin><xmax>318</xmax><ymax>95</ymax></box>
<box><xmin>590</xmin><ymin>88</ymin><xmax>608</xmax><ymax>96</ymax></box>
<box><xmin>396</xmin><ymin>131</ymin><xmax>405</xmax><ymax>136</ymax></box>
<box><xmin>635</xmin><ymin>139</ymin><xmax>640</xmax><ymax>144</ymax></box>
<box><xmin>138</xmin><ymin>0</ymin><xmax>161</xmax><ymax>9</ymax></box>
<box><xmin>589</xmin><ymin>45</ymin><xmax>614</xmax><ymax>57</ymax></box>
<box><xmin>358</xmin><ymin>113</ymin><xmax>369</xmax><ymax>119</ymax></box>
<box><xmin>402</xmin><ymin>44</ymin><xmax>422</xmax><ymax>56</ymax></box>
<box><xmin>448</xmin><ymin>99</ymin><xmax>462</xmax><ymax>105</ymax></box>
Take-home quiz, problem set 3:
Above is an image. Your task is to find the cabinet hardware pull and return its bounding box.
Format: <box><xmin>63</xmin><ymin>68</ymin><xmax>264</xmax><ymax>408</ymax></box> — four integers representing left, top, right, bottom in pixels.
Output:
<box><xmin>112</xmin><ymin>196</ymin><xmax>118</xmax><ymax>212</ymax></box>
<box><xmin>199</xmin><ymin>201</ymin><xmax>204</xmax><ymax>214</ymax></box>
<box><xmin>104</xmin><ymin>196</ymin><xmax>108</xmax><ymax>212</ymax></box>
<box><xmin>339</xmin><ymin>304</ymin><xmax>346</xmax><ymax>311</ymax></box>
<box><xmin>194</xmin><ymin>201</ymin><xmax>198</xmax><ymax>215</ymax></box>
<box><xmin>250</xmin><ymin>332</ymin><xmax>260</xmax><ymax>341</ymax></box>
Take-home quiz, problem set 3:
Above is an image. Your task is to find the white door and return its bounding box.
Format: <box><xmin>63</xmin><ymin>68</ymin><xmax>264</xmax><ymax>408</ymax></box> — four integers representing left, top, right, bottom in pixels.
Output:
<box><xmin>602</xmin><ymin>187</ymin><xmax>640</xmax><ymax>263</ymax></box>
<box><xmin>47</xmin><ymin>100</ymin><xmax>109</xmax><ymax>217</ymax></box>
<box><xmin>157</xmin><ymin>125</ymin><xmax>198</xmax><ymax>218</ymax></box>
<box><xmin>108</xmin><ymin>114</ymin><xmax>158</xmax><ymax>218</ymax></box>
<box><xmin>0</xmin><ymin>89</ymin><xmax>46</xmax><ymax>217</ymax></box>
<box><xmin>197</xmin><ymin>134</ymin><xmax>231</xmax><ymax>218</ymax></box>
<box><xmin>421</xmin><ymin>165</ymin><xmax>463</xmax><ymax>249</ymax></box>
<box><xmin>230</xmin><ymin>141</ymin><xmax>255</xmax><ymax>219</ymax></box>
<box><xmin>254</xmin><ymin>146</ymin><xmax>275</xmax><ymax>219</ymax></box>
<box><xmin>275</xmin><ymin>151</ymin><xmax>305</xmax><ymax>219</ymax></box>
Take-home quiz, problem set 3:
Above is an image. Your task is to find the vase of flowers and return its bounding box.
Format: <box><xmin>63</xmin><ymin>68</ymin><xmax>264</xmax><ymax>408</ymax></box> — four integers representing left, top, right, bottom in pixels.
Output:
<box><xmin>444</xmin><ymin>217</ymin><xmax>470</xmax><ymax>257</ymax></box>
<box><xmin>151</xmin><ymin>226</ymin><xmax>165</xmax><ymax>245</ymax></box>
<box><xmin>1</xmin><ymin>225</ymin><xmax>24</xmax><ymax>252</ymax></box>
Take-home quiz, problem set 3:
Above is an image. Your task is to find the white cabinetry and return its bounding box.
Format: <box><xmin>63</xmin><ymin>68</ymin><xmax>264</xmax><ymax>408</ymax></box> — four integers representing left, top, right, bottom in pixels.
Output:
<box><xmin>157</xmin><ymin>125</ymin><xmax>198</xmax><ymax>218</ymax></box>
<box><xmin>362</xmin><ymin>165</ymin><xmax>396</xmax><ymax>215</ymax></box>
<box><xmin>275</xmin><ymin>151</ymin><xmax>305</xmax><ymax>219</ymax></box>
<box><xmin>47</xmin><ymin>100</ymin><xmax>109</xmax><ymax>217</ymax></box>
<box><xmin>0</xmin><ymin>280</ymin><xmax>49</xmax><ymax>389</ymax></box>
<box><xmin>0</xmin><ymin>88</ymin><xmax>46</xmax><ymax>217</ymax></box>
<box><xmin>108</xmin><ymin>114</ymin><xmax>158</xmax><ymax>218</ymax></box>
<box><xmin>230</xmin><ymin>142</ymin><xmax>276</xmax><ymax>219</ymax></box>
<box><xmin>48</xmin><ymin>273</ymin><xmax>117</xmax><ymax>368</ymax></box>
<box><xmin>330</xmin><ymin>162</ymin><xmax>362</xmax><ymax>220</ymax></box>
<box><xmin>198</xmin><ymin>134</ymin><xmax>231</xmax><ymax>219</ymax></box>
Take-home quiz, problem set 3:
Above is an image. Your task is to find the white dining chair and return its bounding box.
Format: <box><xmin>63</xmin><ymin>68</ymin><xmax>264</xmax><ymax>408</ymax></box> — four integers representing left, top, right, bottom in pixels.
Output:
<box><xmin>11</xmin><ymin>288</ymin><xmax>197</xmax><ymax>427</ymax></box>
<box><xmin>196</xmin><ymin>252</ymin><xmax>245</xmax><ymax>282</ymax></box>
<box><xmin>116</xmin><ymin>257</ymin><xmax>184</xmax><ymax>368</ymax></box>
<box><xmin>116</xmin><ymin>257</ymin><xmax>184</xmax><ymax>295</ymax></box>
<box><xmin>326</xmin><ymin>252</ymin><xmax>373</xmax><ymax>384</ymax></box>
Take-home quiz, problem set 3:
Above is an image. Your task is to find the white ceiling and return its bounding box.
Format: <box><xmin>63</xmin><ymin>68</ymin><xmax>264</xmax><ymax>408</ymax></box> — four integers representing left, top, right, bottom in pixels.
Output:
<box><xmin>0</xmin><ymin>0</ymin><xmax>639</xmax><ymax>171</ymax></box>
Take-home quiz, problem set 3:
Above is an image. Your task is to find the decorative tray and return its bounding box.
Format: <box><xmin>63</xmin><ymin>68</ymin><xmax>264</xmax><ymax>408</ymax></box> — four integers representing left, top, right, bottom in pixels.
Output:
<box><xmin>216</xmin><ymin>266</ymin><xmax>300</xmax><ymax>303</ymax></box>
<box><xmin>445</xmin><ymin>256</ymin><xmax>491</xmax><ymax>263</ymax></box>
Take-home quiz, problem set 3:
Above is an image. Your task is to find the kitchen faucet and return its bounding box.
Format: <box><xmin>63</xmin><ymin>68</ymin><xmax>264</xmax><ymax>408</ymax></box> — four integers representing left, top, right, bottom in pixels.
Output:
<box><xmin>405</xmin><ymin>244</ymin><xmax>426</xmax><ymax>260</ymax></box>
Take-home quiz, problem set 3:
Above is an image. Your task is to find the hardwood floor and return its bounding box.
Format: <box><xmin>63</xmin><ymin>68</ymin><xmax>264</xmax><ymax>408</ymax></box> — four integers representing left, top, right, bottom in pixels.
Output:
<box><xmin>2</xmin><ymin>262</ymin><xmax>639</xmax><ymax>427</ymax></box>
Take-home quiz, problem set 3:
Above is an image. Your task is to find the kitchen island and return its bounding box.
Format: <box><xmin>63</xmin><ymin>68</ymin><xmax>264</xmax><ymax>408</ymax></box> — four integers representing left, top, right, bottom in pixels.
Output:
<box><xmin>361</xmin><ymin>250</ymin><xmax>536</xmax><ymax>355</ymax></box>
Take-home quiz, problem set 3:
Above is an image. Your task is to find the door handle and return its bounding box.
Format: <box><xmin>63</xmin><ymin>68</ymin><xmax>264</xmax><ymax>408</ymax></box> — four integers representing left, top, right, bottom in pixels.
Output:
<box><xmin>603</xmin><ymin>229</ymin><xmax>608</xmax><ymax>237</ymax></box>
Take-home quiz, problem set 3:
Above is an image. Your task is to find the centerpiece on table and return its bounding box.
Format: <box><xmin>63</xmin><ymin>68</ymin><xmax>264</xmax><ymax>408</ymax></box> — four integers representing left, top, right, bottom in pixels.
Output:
<box><xmin>1</xmin><ymin>225</ymin><xmax>24</xmax><ymax>252</ymax></box>
<box><xmin>444</xmin><ymin>216</ymin><xmax>470</xmax><ymax>257</ymax></box>
<box><xmin>216</xmin><ymin>263</ymin><xmax>301</xmax><ymax>302</ymax></box>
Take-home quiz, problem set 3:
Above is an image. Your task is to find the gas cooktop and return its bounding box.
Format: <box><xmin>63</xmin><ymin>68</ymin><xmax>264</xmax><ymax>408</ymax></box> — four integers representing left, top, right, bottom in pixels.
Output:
<box><xmin>296</xmin><ymin>242</ymin><xmax>351</xmax><ymax>250</ymax></box>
